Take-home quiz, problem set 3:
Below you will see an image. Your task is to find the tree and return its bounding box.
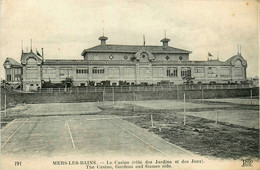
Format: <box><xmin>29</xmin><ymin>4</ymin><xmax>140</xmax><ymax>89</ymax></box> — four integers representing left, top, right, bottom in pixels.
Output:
<box><xmin>183</xmin><ymin>75</ymin><xmax>195</xmax><ymax>84</ymax></box>
<box><xmin>61</xmin><ymin>77</ymin><xmax>74</xmax><ymax>88</ymax></box>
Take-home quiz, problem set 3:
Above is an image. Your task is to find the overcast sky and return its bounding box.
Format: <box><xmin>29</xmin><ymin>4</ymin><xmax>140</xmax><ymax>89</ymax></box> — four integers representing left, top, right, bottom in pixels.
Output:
<box><xmin>0</xmin><ymin>0</ymin><xmax>259</xmax><ymax>78</ymax></box>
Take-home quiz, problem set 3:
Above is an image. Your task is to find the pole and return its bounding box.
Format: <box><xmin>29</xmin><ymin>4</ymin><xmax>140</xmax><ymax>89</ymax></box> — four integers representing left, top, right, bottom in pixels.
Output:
<box><xmin>151</xmin><ymin>115</ymin><xmax>154</xmax><ymax>128</ymax></box>
<box><xmin>103</xmin><ymin>90</ymin><xmax>105</xmax><ymax>103</ymax></box>
<box><xmin>176</xmin><ymin>85</ymin><xmax>179</xmax><ymax>100</ymax></box>
<box><xmin>133</xmin><ymin>91</ymin><xmax>136</xmax><ymax>111</ymax></box>
<box><xmin>5</xmin><ymin>94</ymin><xmax>7</xmax><ymax>117</ymax></box>
<box><xmin>216</xmin><ymin>112</ymin><xmax>218</xmax><ymax>124</ymax></box>
<box><xmin>112</xmin><ymin>88</ymin><xmax>115</xmax><ymax>105</ymax></box>
<box><xmin>184</xmin><ymin>93</ymin><xmax>186</xmax><ymax>126</ymax></box>
<box><xmin>250</xmin><ymin>89</ymin><xmax>253</xmax><ymax>106</ymax></box>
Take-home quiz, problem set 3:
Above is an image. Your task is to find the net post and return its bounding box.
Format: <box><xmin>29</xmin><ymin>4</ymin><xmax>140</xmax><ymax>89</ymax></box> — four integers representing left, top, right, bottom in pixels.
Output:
<box><xmin>151</xmin><ymin>115</ymin><xmax>154</xmax><ymax>128</ymax></box>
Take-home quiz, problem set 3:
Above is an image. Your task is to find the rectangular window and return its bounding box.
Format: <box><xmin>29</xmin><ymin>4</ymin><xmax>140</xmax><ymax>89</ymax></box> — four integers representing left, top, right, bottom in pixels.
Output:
<box><xmin>220</xmin><ymin>67</ymin><xmax>230</xmax><ymax>77</ymax></box>
<box><xmin>207</xmin><ymin>67</ymin><xmax>217</xmax><ymax>78</ymax></box>
<box><xmin>234</xmin><ymin>67</ymin><xmax>243</xmax><ymax>77</ymax></box>
<box><xmin>6</xmin><ymin>68</ymin><xmax>11</xmax><ymax>75</ymax></box>
<box><xmin>43</xmin><ymin>68</ymin><xmax>56</xmax><ymax>79</ymax></box>
<box><xmin>124</xmin><ymin>67</ymin><xmax>134</xmax><ymax>78</ymax></box>
<box><xmin>76</xmin><ymin>68</ymin><xmax>89</xmax><ymax>79</ymax></box>
<box><xmin>14</xmin><ymin>75</ymin><xmax>21</xmax><ymax>81</ymax></box>
<box><xmin>59</xmin><ymin>68</ymin><xmax>73</xmax><ymax>78</ymax></box>
<box><xmin>76</xmin><ymin>68</ymin><xmax>88</xmax><ymax>74</ymax></box>
<box><xmin>92</xmin><ymin>67</ymin><xmax>105</xmax><ymax>74</ymax></box>
<box><xmin>26</xmin><ymin>67</ymin><xmax>37</xmax><ymax>79</ymax></box>
<box><xmin>166</xmin><ymin>67</ymin><xmax>177</xmax><ymax>77</ymax></box>
<box><xmin>108</xmin><ymin>67</ymin><xmax>120</xmax><ymax>78</ymax></box>
<box><xmin>153</xmin><ymin>67</ymin><xmax>164</xmax><ymax>78</ymax></box>
<box><xmin>194</xmin><ymin>67</ymin><xmax>205</xmax><ymax>78</ymax></box>
<box><xmin>139</xmin><ymin>67</ymin><xmax>149</xmax><ymax>78</ymax></box>
<box><xmin>181</xmin><ymin>67</ymin><xmax>191</xmax><ymax>77</ymax></box>
<box><xmin>7</xmin><ymin>75</ymin><xmax>11</xmax><ymax>81</ymax></box>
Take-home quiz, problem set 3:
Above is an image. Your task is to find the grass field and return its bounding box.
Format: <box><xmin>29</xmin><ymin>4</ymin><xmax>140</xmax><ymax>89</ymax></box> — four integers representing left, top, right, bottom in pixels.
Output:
<box><xmin>130</xmin><ymin>99</ymin><xmax>259</xmax><ymax>129</ymax></box>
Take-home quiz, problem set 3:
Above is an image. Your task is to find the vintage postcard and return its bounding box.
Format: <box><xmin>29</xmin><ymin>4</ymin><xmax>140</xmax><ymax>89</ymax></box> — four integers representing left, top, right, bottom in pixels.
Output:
<box><xmin>0</xmin><ymin>0</ymin><xmax>259</xmax><ymax>169</ymax></box>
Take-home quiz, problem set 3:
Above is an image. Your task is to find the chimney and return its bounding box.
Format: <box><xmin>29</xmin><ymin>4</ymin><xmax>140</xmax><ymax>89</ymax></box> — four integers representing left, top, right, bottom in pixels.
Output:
<box><xmin>99</xmin><ymin>36</ymin><xmax>108</xmax><ymax>45</ymax></box>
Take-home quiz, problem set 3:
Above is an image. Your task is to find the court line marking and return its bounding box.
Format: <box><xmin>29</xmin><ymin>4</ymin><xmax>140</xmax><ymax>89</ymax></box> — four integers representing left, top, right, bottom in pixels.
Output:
<box><xmin>1</xmin><ymin>119</ymin><xmax>16</xmax><ymax>132</ymax></box>
<box><xmin>1</xmin><ymin>119</ymin><xmax>28</xmax><ymax>149</ymax></box>
<box><xmin>66</xmin><ymin>121</ymin><xmax>75</xmax><ymax>149</ymax></box>
<box><xmin>108</xmin><ymin>118</ymin><xmax>171</xmax><ymax>158</ymax></box>
<box><xmin>112</xmin><ymin>115</ymin><xmax>193</xmax><ymax>155</ymax></box>
<box><xmin>84</xmin><ymin>116</ymin><xmax>145</xmax><ymax>121</ymax></box>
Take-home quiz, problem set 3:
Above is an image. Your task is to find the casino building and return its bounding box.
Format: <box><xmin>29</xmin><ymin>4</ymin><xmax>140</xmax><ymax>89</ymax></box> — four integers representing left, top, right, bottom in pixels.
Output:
<box><xmin>3</xmin><ymin>35</ymin><xmax>248</xmax><ymax>91</ymax></box>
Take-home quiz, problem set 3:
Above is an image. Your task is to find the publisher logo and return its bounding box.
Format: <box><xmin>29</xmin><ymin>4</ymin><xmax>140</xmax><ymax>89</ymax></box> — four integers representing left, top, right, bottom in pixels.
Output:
<box><xmin>241</xmin><ymin>159</ymin><xmax>253</xmax><ymax>167</ymax></box>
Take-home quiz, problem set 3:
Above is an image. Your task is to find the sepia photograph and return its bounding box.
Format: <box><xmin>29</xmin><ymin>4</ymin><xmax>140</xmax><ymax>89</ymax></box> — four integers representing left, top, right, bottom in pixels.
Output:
<box><xmin>0</xmin><ymin>0</ymin><xmax>259</xmax><ymax>169</ymax></box>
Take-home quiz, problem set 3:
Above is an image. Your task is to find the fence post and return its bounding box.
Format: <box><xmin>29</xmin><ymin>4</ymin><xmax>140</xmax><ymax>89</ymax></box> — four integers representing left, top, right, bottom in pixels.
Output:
<box><xmin>250</xmin><ymin>89</ymin><xmax>253</xmax><ymax>106</ymax></box>
<box><xmin>151</xmin><ymin>115</ymin><xmax>154</xmax><ymax>128</ymax></box>
<box><xmin>176</xmin><ymin>85</ymin><xmax>179</xmax><ymax>100</ymax></box>
<box><xmin>202</xmin><ymin>89</ymin><xmax>204</xmax><ymax>99</ymax></box>
<box><xmin>95</xmin><ymin>87</ymin><xmax>97</xmax><ymax>92</ymax></box>
<box><xmin>103</xmin><ymin>90</ymin><xmax>105</xmax><ymax>103</ymax></box>
<box><xmin>153</xmin><ymin>86</ymin><xmax>155</xmax><ymax>91</ymax></box>
<box><xmin>133</xmin><ymin>91</ymin><xmax>136</xmax><ymax>111</ymax></box>
<box><xmin>5</xmin><ymin>94</ymin><xmax>7</xmax><ymax>117</ymax></box>
<box><xmin>112</xmin><ymin>88</ymin><xmax>115</xmax><ymax>105</ymax></box>
<box><xmin>183</xmin><ymin>93</ymin><xmax>186</xmax><ymax>126</ymax></box>
<box><xmin>216</xmin><ymin>112</ymin><xmax>218</xmax><ymax>124</ymax></box>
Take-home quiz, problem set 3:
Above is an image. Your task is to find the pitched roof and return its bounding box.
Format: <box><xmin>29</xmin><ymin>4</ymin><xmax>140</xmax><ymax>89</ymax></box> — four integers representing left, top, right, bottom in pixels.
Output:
<box><xmin>225</xmin><ymin>53</ymin><xmax>245</xmax><ymax>63</ymax></box>
<box><xmin>81</xmin><ymin>44</ymin><xmax>191</xmax><ymax>56</ymax></box>
<box><xmin>4</xmin><ymin>58</ymin><xmax>22</xmax><ymax>66</ymax></box>
<box><xmin>21</xmin><ymin>51</ymin><xmax>42</xmax><ymax>60</ymax></box>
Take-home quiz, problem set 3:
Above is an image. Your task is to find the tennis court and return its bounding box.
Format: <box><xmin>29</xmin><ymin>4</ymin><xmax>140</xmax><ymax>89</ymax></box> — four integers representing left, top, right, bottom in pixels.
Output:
<box><xmin>1</xmin><ymin>103</ymin><xmax>192</xmax><ymax>158</ymax></box>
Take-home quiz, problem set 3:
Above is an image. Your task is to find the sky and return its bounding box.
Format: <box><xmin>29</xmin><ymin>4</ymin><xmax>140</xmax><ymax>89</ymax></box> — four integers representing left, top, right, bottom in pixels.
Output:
<box><xmin>0</xmin><ymin>0</ymin><xmax>259</xmax><ymax>78</ymax></box>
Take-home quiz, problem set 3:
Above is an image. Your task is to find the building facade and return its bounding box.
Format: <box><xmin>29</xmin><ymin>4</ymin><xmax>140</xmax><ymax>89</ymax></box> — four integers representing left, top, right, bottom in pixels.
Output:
<box><xmin>3</xmin><ymin>35</ymin><xmax>248</xmax><ymax>91</ymax></box>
